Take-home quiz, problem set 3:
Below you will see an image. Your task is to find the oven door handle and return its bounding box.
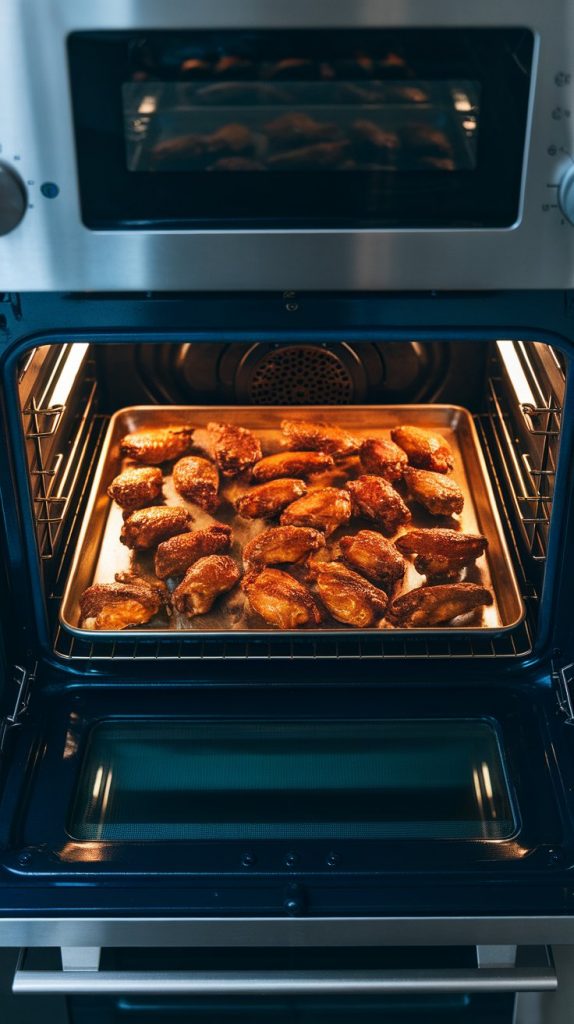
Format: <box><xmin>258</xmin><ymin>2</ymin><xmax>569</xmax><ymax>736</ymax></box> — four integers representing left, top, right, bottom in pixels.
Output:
<box><xmin>12</xmin><ymin>952</ymin><xmax>557</xmax><ymax>995</ymax></box>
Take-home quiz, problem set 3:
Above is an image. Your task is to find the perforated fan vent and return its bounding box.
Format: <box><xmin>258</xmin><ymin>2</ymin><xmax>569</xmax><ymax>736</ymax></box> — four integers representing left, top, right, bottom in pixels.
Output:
<box><xmin>246</xmin><ymin>345</ymin><xmax>355</xmax><ymax>405</ymax></box>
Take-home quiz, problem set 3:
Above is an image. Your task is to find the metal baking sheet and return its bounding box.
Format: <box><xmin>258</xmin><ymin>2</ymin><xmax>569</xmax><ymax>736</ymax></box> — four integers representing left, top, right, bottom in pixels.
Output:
<box><xmin>60</xmin><ymin>405</ymin><xmax>525</xmax><ymax>638</ymax></box>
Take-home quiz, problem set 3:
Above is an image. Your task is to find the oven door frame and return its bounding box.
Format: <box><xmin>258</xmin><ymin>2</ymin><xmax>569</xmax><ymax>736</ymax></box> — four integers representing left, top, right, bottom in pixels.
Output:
<box><xmin>2</xmin><ymin>0</ymin><xmax>574</xmax><ymax>291</ymax></box>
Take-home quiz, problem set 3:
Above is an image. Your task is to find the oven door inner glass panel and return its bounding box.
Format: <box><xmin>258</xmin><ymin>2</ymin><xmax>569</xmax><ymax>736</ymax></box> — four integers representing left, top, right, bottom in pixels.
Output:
<box><xmin>69</xmin><ymin>719</ymin><xmax>516</xmax><ymax>842</ymax></box>
<box><xmin>68</xmin><ymin>29</ymin><xmax>533</xmax><ymax>228</ymax></box>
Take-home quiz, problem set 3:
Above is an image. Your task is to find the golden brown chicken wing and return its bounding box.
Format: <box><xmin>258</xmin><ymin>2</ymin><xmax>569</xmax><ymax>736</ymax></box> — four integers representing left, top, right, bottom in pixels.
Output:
<box><xmin>204</xmin><ymin>123</ymin><xmax>255</xmax><ymax>155</ymax></box>
<box><xmin>206</xmin><ymin>422</ymin><xmax>262</xmax><ymax>477</ymax></box>
<box><xmin>243</xmin><ymin>525</ymin><xmax>325</xmax><ymax>571</ymax></box>
<box><xmin>120</xmin><ymin>426</ymin><xmax>194</xmax><ymax>465</ymax></box>
<box><xmin>251</xmin><ymin>451</ymin><xmax>335</xmax><ymax>483</ymax></box>
<box><xmin>396</xmin><ymin>528</ymin><xmax>488</xmax><ymax>581</ymax></box>
<box><xmin>242</xmin><ymin>568</ymin><xmax>322</xmax><ymax>629</ymax></box>
<box><xmin>264</xmin><ymin>112</ymin><xmax>339</xmax><ymax>147</ymax></box>
<box><xmin>280</xmin><ymin>419</ymin><xmax>359</xmax><ymax>459</ymax></box>
<box><xmin>346</xmin><ymin>475</ymin><xmax>411</xmax><ymax>534</ymax></box>
<box><xmin>359</xmin><ymin>438</ymin><xmax>408</xmax><ymax>483</ymax></box>
<box><xmin>173</xmin><ymin>456</ymin><xmax>219</xmax><ymax>511</ymax></box>
<box><xmin>107</xmin><ymin>466</ymin><xmax>163</xmax><ymax>511</ymax></box>
<box><xmin>172</xmin><ymin>555</ymin><xmax>241</xmax><ymax>617</ymax></box>
<box><xmin>309</xmin><ymin>561</ymin><xmax>388</xmax><ymax>628</ymax></box>
<box><xmin>387</xmin><ymin>582</ymin><xmax>493</xmax><ymax>627</ymax></box>
<box><xmin>268</xmin><ymin>141</ymin><xmax>350</xmax><ymax>169</ymax></box>
<box><xmin>120</xmin><ymin>506</ymin><xmax>192</xmax><ymax>550</ymax></box>
<box><xmin>154</xmin><ymin>524</ymin><xmax>232</xmax><ymax>580</ymax></box>
<box><xmin>403</xmin><ymin>467</ymin><xmax>464</xmax><ymax>517</ymax></box>
<box><xmin>390</xmin><ymin>425</ymin><xmax>454</xmax><ymax>473</ymax></box>
<box><xmin>340</xmin><ymin>530</ymin><xmax>406</xmax><ymax>591</ymax></box>
<box><xmin>235</xmin><ymin>478</ymin><xmax>307</xmax><ymax>520</ymax></box>
<box><xmin>79</xmin><ymin>574</ymin><xmax>168</xmax><ymax>631</ymax></box>
<box><xmin>280</xmin><ymin>486</ymin><xmax>352</xmax><ymax>536</ymax></box>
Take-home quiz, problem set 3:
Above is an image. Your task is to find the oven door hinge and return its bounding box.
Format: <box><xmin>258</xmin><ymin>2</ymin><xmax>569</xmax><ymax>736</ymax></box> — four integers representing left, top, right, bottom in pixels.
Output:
<box><xmin>0</xmin><ymin>663</ymin><xmax>36</xmax><ymax>755</ymax></box>
<box><xmin>553</xmin><ymin>658</ymin><xmax>574</xmax><ymax>723</ymax></box>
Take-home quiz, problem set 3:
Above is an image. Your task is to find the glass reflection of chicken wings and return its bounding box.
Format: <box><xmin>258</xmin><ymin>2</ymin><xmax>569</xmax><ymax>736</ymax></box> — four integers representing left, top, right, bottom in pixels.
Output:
<box><xmin>243</xmin><ymin>568</ymin><xmax>322</xmax><ymax>629</ymax></box>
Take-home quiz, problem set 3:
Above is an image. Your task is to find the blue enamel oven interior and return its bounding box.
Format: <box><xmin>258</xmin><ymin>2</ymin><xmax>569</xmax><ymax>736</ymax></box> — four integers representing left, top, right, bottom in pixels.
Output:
<box><xmin>0</xmin><ymin>293</ymin><xmax>573</xmax><ymax>923</ymax></box>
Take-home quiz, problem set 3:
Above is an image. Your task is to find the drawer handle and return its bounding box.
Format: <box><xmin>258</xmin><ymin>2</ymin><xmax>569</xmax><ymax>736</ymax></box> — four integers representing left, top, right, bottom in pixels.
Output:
<box><xmin>13</xmin><ymin>962</ymin><xmax>557</xmax><ymax>996</ymax></box>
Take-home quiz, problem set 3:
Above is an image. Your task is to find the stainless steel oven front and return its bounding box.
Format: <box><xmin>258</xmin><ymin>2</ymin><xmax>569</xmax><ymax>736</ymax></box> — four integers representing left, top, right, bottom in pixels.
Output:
<box><xmin>1</xmin><ymin>0</ymin><xmax>574</xmax><ymax>291</ymax></box>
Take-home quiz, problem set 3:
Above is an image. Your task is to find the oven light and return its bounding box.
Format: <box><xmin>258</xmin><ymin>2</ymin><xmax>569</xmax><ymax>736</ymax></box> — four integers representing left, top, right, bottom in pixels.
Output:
<box><xmin>462</xmin><ymin>117</ymin><xmax>477</xmax><ymax>132</ymax></box>
<box><xmin>138</xmin><ymin>95</ymin><xmax>157</xmax><ymax>114</ymax></box>
<box><xmin>496</xmin><ymin>340</ymin><xmax>538</xmax><ymax>411</ymax></box>
<box><xmin>472</xmin><ymin>767</ymin><xmax>484</xmax><ymax>814</ymax></box>
<box><xmin>481</xmin><ymin>762</ymin><xmax>493</xmax><ymax>799</ymax></box>
<box><xmin>453</xmin><ymin>91</ymin><xmax>472</xmax><ymax>112</ymax></box>
<box><xmin>49</xmin><ymin>343</ymin><xmax>89</xmax><ymax>409</ymax></box>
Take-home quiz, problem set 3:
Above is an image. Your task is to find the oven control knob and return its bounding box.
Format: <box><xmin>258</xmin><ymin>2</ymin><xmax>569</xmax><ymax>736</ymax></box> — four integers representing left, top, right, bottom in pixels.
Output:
<box><xmin>0</xmin><ymin>163</ymin><xmax>27</xmax><ymax>236</ymax></box>
<box><xmin>558</xmin><ymin>165</ymin><xmax>574</xmax><ymax>225</ymax></box>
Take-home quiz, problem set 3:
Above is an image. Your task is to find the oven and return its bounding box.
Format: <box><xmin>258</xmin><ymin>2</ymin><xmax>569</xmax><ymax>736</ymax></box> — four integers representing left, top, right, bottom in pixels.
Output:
<box><xmin>2</xmin><ymin>2</ymin><xmax>574</xmax><ymax>1024</ymax></box>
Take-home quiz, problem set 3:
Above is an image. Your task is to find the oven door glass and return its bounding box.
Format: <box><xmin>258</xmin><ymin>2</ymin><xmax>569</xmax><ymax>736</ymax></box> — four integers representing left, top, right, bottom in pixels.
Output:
<box><xmin>68</xmin><ymin>719</ymin><xmax>516</xmax><ymax>843</ymax></box>
<box><xmin>68</xmin><ymin>28</ymin><xmax>533</xmax><ymax>229</ymax></box>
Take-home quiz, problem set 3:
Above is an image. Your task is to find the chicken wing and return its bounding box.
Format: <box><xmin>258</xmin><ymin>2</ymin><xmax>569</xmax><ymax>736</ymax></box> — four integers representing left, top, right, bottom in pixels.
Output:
<box><xmin>280</xmin><ymin>486</ymin><xmax>352</xmax><ymax>536</ymax></box>
<box><xmin>206</xmin><ymin>422</ymin><xmax>262</xmax><ymax>477</ymax></box>
<box><xmin>120</xmin><ymin>506</ymin><xmax>192</xmax><ymax>550</ymax></box>
<box><xmin>359</xmin><ymin>438</ymin><xmax>408</xmax><ymax>483</ymax></box>
<box><xmin>107</xmin><ymin>466</ymin><xmax>163</xmax><ymax>511</ymax></box>
<box><xmin>243</xmin><ymin>525</ymin><xmax>325</xmax><ymax>571</ymax></box>
<box><xmin>403</xmin><ymin>467</ymin><xmax>464</xmax><ymax>517</ymax></box>
<box><xmin>309</xmin><ymin>561</ymin><xmax>388</xmax><ymax>628</ymax></box>
<box><xmin>390</xmin><ymin>425</ymin><xmax>454</xmax><ymax>473</ymax></box>
<box><xmin>236</xmin><ymin>478</ymin><xmax>307</xmax><ymax>519</ymax></box>
<box><xmin>120</xmin><ymin>426</ymin><xmax>194</xmax><ymax>465</ymax></box>
<box><xmin>154</xmin><ymin>524</ymin><xmax>232</xmax><ymax>580</ymax></box>
<box><xmin>242</xmin><ymin>568</ymin><xmax>322</xmax><ymax>629</ymax></box>
<box><xmin>280</xmin><ymin>419</ymin><xmax>359</xmax><ymax>459</ymax></box>
<box><xmin>251</xmin><ymin>451</ymin><xmax>334</xmax><ymax>483</ymax></box>
<box><xmin>172</xmin><ymin>555</ymin><xmax>241</xmax><ymax>617</ymax></box>
<box><xmin>79</xmin><ymin>574</ymin><xmax>168</xmax><ymax>631</ymax></box>
<box><xmin>396</xmin><ymin>528</ymin><xmax>488</xmax><ymax>581</ymax></box>
<box><xmin>340</xmin><ymin>530</ymin><xmax>406</xmax><ymax>590</ymax></box>
<box><xmin>173</xmin><ymin>456</ymin><xmax>219</xmax><ymax>511</ymax></box>
<box><xmin>346</xmin><ymin>475</ymin><xmax>411</xmax><ymax>534</ymax></box>
<box><xmin>264</xmin><ymin>112</ymin><xmax>339</xmax><ymax>148</ymax></box>
<box><xmin>387</xmin><ymin>582</ymin><xmax>493</xmax><ymax>627</ymax></box>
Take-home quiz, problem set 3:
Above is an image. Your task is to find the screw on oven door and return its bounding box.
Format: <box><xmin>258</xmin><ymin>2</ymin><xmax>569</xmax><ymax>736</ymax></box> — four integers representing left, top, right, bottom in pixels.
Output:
<box><xmin>241</xmin><ymin>852</ymin><xmax>257</xmax><ymax>868</ymax></box>
<box><xmin>326</xmin><ymin>852</ymin><xmax>340</xmax><ymax>867</ymax></box>
<box><xmin>284</xmin><ymin>852</ymin><xmax>298</xmax><ymax>868</ymax></box>
<box><xmin>17</xmin><ymin>850</ymin><xmax>32</xmax><ymax>866</ymax></box>
<box><xmin>284</xmin><ymin>883</ymin><xmax>306</xmax><ymax>916</ymax></box>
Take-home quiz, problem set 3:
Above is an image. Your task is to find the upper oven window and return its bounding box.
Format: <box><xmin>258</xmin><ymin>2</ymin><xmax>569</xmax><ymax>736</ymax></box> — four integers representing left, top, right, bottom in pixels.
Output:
<box><xmin>68</xmin><ymin>29</ymin><xmax>533</xmax><ymax>230</ymax></box>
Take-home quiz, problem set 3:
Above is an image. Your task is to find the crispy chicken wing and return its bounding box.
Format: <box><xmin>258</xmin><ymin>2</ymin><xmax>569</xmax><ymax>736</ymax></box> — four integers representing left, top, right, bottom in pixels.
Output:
<box><xmin>387</xmin><ymin>582</ymin><xmax>493</xmax><ymax>627</ymax></box>
<box><xmin>264</xmin><ymin>112</ymin><xmax>339</xmax><ymax>147</ymax></box>
<box><xmin>359</xmin><ymin>438</ymin><xmax>408</xmax><ymax>483</ymax></box>
<box><xmin>243</xmin><ymin>525</ymin><xmax>325</xmax><ymax>571</ymax></box>
<box><xmin>242</xmin><ymin>568</ymin><xmax>322</xmax><ymax>629</ymax></box>
<box><xmin>280</xmin><ymin>486</ymin><xmax>352</xmax><ymax>536</ymax></box>
<box><xmin>346</xmin><ymin>475</ymin><xmax>411</xmax><ymax>534</ymax></box>
<box><xmin>172</xmin><ymin>555</ymin><xmax>241</xmax><ymax>617</ymax></box>
<box><xmin>173</xmin><ymin>456</ymin><xmax>219</xmax><ymax>511</ymax></box>
<box><xmin>251</xmin><ymin>451</ymin><xmax>335</xmax><ymax>483</ymax></box>
<box><xmin>280</xmin><ymin>419</ymin><xmax>359</xmax><ymax>459</ymax></box>
<box><xmin>120</xmin><ymin>426</ymin><xmax>194</xmax><ymax>465</ymax></box>
<box><xmin>79</xmin><ymin>574</ymin><xmax>168</xmax><ymax>631</ymax></box>
<box><xmin>154</xmin><ymin>524</ymin><xmax>232</xmax><ymax>580</ymax></box>
<box><xmin>236</xmin><ymin>478</ymin><xmax>307</xmax><ymax>519</ymax></box>
<box><xmin>340</xmin><ymin>530</ymin><xmax>406</xmax><ymax>591</ymax></box>
<box><xmin>390</xmin><ymin>425</ymin><xmax>454</xmax><ymax>473</ymax></box>
<box><xmin>107</xmin><ymin>466</ymin><xmax>163</xmax><ymax>511</ymax></box>
<box><xmin>206</xmin><ymin>421</ymin><xmax>262</xmax><ymax>477</ymax></box>
<box><xmin>396</xmin><ymin>528</ymin><xmax>488</xmax><ymax>581</ymax></box>
<box><xmin>120</xmin><ymin>506</ymin><xmax>192</xmax><ymax>550</ymax></box>
<box><xmin>403</xmin><ymin>467</ymin><xmax>464</xmax><ymax>517</ymax></box>
<box><xmin>309</xmin><ymin>561</ymin><xmax>388</xmax><ymax>628</ymax></box>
